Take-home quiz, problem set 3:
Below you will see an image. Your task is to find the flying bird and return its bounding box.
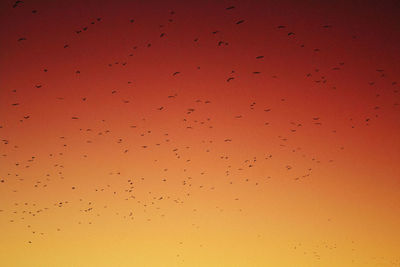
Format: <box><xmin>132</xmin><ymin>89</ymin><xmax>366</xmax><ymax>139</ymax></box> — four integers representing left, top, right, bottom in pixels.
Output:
<box><xmin>12</xmin><ymin>0</ymin><xmax>23</xmax><ymax>8</ymax></box>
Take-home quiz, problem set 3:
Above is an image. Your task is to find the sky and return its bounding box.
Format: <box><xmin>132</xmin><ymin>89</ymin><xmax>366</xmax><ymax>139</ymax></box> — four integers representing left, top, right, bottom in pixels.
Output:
<box><xmin>1</xmin><ymin>0</ymin><xmax>400</xmax><ymax>266</ymax></box>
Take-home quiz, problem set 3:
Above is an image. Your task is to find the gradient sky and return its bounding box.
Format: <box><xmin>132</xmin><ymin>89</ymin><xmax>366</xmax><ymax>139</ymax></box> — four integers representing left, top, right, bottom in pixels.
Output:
<box><xmin>1</xmin><ymin>0</ymin><xmax>400</xmax><ymax>266</ymax></box>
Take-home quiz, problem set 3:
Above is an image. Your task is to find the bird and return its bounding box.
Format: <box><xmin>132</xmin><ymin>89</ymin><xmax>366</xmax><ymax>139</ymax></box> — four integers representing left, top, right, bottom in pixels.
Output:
<box><xmin>12</xmin><ymin>0</ymin><xmax>23</xmax><ymax>8</ymax></box>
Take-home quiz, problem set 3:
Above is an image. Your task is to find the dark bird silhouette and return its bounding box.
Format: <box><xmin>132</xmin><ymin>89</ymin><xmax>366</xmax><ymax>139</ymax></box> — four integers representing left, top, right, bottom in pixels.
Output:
<box><xmin>13</xmin><ymin>0</ymin><xmax>23</xmax><ymax>8</ymax></box>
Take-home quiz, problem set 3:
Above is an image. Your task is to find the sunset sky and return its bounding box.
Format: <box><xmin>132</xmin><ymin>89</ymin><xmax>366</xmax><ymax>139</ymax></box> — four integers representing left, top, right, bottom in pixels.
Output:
<box><xmin>1</xmin><ymin>0</ymin><xmax>400</xmax><ymax>266</ymax></box>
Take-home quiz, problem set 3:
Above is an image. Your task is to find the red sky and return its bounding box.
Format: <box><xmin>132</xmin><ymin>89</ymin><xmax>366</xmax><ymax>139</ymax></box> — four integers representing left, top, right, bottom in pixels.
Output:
<box><xmin>1</xmin><ymin>0</ymin><xmax>400</xmax><ymax>266</ymax></box>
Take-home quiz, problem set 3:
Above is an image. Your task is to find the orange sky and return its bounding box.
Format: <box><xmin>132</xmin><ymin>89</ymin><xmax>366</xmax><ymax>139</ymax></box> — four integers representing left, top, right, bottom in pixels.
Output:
<box><xmin>1</xmin><ymin>0</ymin><xmax>400</xmax><ymax>266</ymax></box>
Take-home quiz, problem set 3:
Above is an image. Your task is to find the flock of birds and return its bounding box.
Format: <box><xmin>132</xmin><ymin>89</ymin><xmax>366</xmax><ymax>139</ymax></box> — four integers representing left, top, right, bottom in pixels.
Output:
<box><xmin>1</xmin><ymin>0</ymin><xmax>400</xmax><ymax>266</ymax></box>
